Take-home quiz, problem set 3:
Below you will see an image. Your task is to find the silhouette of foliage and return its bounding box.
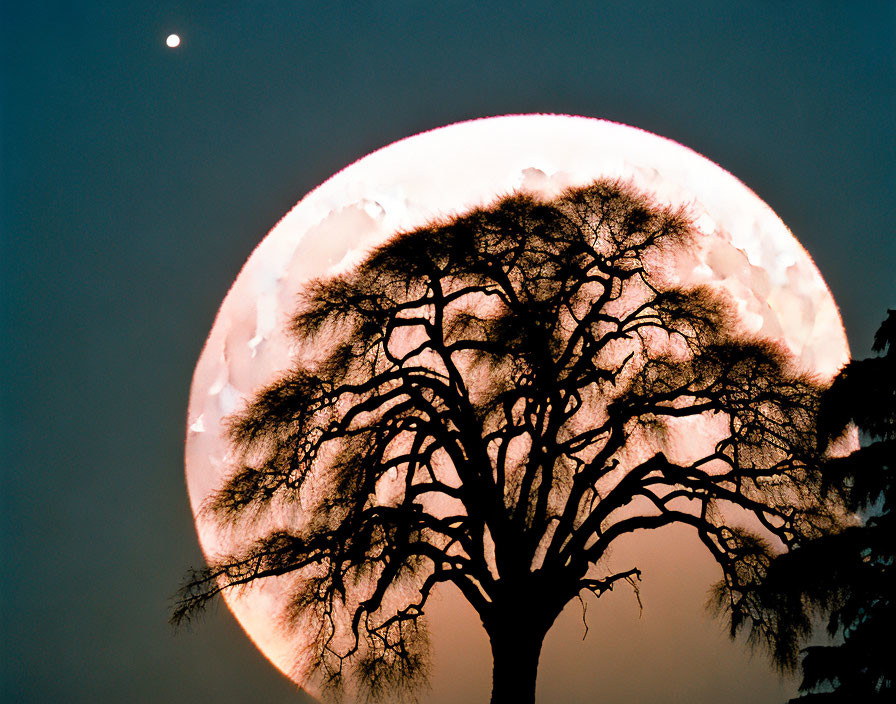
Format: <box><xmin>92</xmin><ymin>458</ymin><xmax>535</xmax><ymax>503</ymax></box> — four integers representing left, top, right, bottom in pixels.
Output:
<box><xmin>174</xmin><ymin>180</ymin><xmax>839</xmax><ymax>704</ymax></box>
<box><xmin>738</xmin><ymin>310</ymin><xmax>894</xmax><ymax>702</ymax></box>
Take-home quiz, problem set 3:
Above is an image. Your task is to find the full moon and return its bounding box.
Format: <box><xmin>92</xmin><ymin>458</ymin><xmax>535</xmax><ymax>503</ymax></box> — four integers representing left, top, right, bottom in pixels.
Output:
<box><xmin>166</xmin><ymin>33</ymin><xmax>180</xmax><ymax>48</ymax></box>
<box><xmin>185</xmin><ymin>115</ymin><xmax>849</xmax><ymax>693</ymax></box>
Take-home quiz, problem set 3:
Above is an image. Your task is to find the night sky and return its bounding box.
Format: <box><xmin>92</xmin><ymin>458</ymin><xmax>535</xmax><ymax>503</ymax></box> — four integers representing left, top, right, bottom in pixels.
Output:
<box><xmin>2</xmin><ymin>2</ymin><xmax>893</xmax><ymax>703</ymax></box>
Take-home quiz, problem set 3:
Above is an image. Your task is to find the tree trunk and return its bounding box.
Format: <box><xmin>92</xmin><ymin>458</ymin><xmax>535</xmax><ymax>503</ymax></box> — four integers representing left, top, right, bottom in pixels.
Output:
<box><xmin>487</xmin><ymin>619</ymin><xmax>548</xmax><ymax>704</ymax></box>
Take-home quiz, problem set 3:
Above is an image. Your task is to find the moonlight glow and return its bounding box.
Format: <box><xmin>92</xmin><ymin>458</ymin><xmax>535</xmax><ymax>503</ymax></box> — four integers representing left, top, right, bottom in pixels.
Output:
<box><xmin>184</xmin><ymin>115</ymin><xmax>849</xmax><ymax>690</ymax></box>
<box><xmin>166</xmin><ymin>34</ymin><xmax>180</xmax><ymax>48</ymax></box>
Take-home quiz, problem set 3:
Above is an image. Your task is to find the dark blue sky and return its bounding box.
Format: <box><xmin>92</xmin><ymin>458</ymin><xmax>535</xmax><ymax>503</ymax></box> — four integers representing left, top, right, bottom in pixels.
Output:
<box><xmin>2</xmin><ymin>2</ymin><xmax>893</xmax><ymax>703</ymax></box>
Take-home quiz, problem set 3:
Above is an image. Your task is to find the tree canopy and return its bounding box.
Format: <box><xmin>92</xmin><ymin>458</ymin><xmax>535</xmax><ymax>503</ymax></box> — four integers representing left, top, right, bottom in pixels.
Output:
<box><xmin>174</xmin><ymin>180</ymin><xmax>841</xmax><ymax>703</ymax></box>
<box><xmin>739</xmin><ymin>310</ymin><xmax>894</xmax><ymax>702</ymax></box>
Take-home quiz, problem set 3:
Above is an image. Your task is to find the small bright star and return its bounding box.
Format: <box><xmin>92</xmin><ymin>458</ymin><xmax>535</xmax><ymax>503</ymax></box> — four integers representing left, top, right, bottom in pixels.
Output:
<box><xmin>166</xmin><ymin>34</ymin><xmax>181</xmax><ymax>48</ymax></box>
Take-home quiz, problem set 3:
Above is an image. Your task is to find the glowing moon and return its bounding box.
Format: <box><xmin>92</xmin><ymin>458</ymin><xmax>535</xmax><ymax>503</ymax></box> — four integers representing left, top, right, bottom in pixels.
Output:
<box><xmin>185</xmin><ymin>115</ymin><xmax>849</xmax><ymax>689</ymax></box>
<box><xmin>166</xmin><ymin>33</ymin><xmax>181</xmax><ymax>48</ymax></box>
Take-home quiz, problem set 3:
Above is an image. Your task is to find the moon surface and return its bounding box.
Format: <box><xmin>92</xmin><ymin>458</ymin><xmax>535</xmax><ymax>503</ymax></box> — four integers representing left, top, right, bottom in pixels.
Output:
<box><xmin>185</xmin><ymin>114</ymin><xmax>849</xmax><ymax>690</ymax></box>
<box><xmin>166</xmin><ymin>33</ymin><xmax>180</xmax><ymax>48</ymax></box>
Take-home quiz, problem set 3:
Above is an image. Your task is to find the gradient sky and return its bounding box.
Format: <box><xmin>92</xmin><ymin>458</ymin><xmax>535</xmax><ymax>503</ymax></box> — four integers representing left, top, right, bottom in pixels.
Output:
<box><xmin>2</xmin><ymin>2</ymin><xmax>893</xmax><ymax>703</ymax></box>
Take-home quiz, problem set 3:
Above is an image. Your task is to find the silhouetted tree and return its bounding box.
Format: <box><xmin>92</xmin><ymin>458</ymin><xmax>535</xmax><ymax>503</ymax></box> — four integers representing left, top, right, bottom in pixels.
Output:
<box><xmin>174</xmin><ymin>180</ymin><xmax>839</xmax><ymax>704</ymax></box>
<box><xmin>730</xmin><ymin>311</ymin><xmax>893</xmax><ymax>703</ymax></box>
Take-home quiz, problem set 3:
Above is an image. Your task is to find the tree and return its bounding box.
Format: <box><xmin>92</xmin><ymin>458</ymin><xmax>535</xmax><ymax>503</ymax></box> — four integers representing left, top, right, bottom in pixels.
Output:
<box><xmin>174</xmin><ymin>180</ymin><xmax>839</xmax><ymax>704</ymax></box>
<box><xmin>729</xmin><ymin>311</ymin><xmax>894</xmax><ymax>702</ymax></box>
